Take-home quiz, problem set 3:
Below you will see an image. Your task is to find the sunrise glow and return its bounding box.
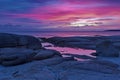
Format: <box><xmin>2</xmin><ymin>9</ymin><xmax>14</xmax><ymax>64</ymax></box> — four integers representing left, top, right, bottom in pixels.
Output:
<box><xmin>0</xmin><ymin>0</ymin><xmax>120</xmax><ymax>31</ymax></box>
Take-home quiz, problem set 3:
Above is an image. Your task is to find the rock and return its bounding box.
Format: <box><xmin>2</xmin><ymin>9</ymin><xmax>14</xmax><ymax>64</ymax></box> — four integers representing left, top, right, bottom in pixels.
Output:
<box><xmin>46</xmin><ymin>37</ymin><xmax>99</xmax><ymax>50</ymax></box>
<box><xmin>0</xmin><ymin>47</ymin><xmax>63</xmax><ymax>66</ymax></box>
<box><xmin>59</xmin><ymin>69</ymin><xmax>120</xmax><ymax>80</ymax></box>
<box><xmin>46</xmin><ymin>36</ymin><xmax>120</xmax><ymax>50</ymax></box>
<box><xmin>92</xmin><ymin>60</ymin><xmax>119</xmax><ymax>68</ymax></box>
<box><xmin>96</xmin><ymin>40</ymin><xmax>119</xmax><ymax>57</ymax></box>
<box><xmin>63</xmin><ymin>42</ymin><xmax>95</xmax><ymax>49</ymax></box>
<box><xmin>27</xmin><ymin>69</ymin><xmax>56</xmax><ymax>80</ymax></box>
<box><xmin>33</xmin><ymin>49</ymin><xmax>62</xmax><ymax>60</ymax></box>
<box><xmin>0</xmin><ymin>56</ymin><xmax>120</xmax><ymax>80</ymax></box>
<box><xmin>33</xmin><ymin>57</ymin><xmax>70</xmax><ymax>67</ymax></box>
<box><xmin>0</xmin><ymin>48</ymin><xmax>36</xmax><ymax>66</ymax></box>
<box><xmin>18</xmin><ymin>35</ymin><xmax>42</xmax><ymax>49</ymax></box>
<box><xmin>0</xmin><ymin>33</ymin><xmax>18</xmax><ymax>48</ymax></box>
<box><xmin>0</xmin><ymin>33</ymin><xmax>42</xmax><ymax>49</ymax></box>
<box><xmin>51</xmin><ymin>61</ymin><xmax>120</xmax><ymax>74</ymax></box>
<box><xmin>16</xmin><ymin>67</ymin><xmax>56</xmax><ymax>80</ymax></box>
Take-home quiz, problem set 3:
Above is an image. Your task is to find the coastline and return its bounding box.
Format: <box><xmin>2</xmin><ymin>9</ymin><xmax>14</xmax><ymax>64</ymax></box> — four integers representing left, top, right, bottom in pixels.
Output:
<box><xmin>0</xmin><ymin>33</ymin><xmax>120</xmax><ymax>80</ymax></box>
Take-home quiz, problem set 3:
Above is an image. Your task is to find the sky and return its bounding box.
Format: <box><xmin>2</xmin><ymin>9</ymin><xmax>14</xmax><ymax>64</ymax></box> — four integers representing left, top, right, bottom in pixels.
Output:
<box><xmin>0</xmin><ymin>0</ymin><xmax>120</xmax><ymax>32</ymax></box>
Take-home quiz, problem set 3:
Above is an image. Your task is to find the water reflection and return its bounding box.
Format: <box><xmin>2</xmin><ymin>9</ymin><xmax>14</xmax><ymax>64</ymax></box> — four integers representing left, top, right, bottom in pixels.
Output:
<box><xmin>42</xmin><ymin>42</ymin><xmax>96</xmax><ymax>61</ymax></box>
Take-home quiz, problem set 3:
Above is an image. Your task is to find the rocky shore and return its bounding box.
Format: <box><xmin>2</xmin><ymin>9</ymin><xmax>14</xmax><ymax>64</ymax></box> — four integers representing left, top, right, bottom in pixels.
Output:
<box><xmin>45</xmin><ymin>36</ymin><xmax>120</xmax><ymax>57</ymax></box>
<box><xmin>0</xmin><ymin>33</ymin><xmax>120</xmax><ymax>80</ymax></box>
<box><xmin>44</xmin><ymin>36</ymin><xmax>120</xmax><ymax>50</ymax></box>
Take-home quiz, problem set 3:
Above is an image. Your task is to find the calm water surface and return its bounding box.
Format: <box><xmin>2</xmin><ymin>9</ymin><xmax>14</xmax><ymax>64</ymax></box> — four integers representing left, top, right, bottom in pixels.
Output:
<box><xmin>42</xmin><ymin>42</ymin><xmax>96</xmax><ymax>61</ymax></box>
<box><xmin>11</xmin><ymin>31</ymin><xmax>120</xmax><ymax>37</ymax></box>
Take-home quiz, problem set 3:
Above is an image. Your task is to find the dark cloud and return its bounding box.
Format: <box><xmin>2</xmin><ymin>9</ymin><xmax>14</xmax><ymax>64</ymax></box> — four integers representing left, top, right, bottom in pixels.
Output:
<box><xmin>0</xmin><ymin>0</ymin><xmax>39</xmax><ymax>13</ymax></box>
<box><xmin>16</xmin><ymin>18</ymin><xmax>42</xmax><ymax>23</ymax></box>
<box><xmin>28</xmin><ymin>0</ymin><xmax>57</xmax><ymax>3</ymax></box>
<box><xmin>100</xmin><ymin>0</ymin><xmax>120</xmax><ymax>6</ymax></box>
<box><xmin>0</xmin><ymin>0</ymin><xmax>62</xmax><ymax>14</ymax></box>
<box><xmin>102</xmin><ymin>0</ymin><xmax>120</xmax><ymax>3</ymax></box>
<box><xmin>0</xmin><ymin>0</ymin><xmax>119</xmax><ymax>13</ymax></box>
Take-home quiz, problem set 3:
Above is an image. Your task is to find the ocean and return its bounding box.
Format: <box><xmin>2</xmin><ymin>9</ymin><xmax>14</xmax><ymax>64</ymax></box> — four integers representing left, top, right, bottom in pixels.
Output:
<box><xmin>10</xmin><ymin>31</ymin><xmax>120</xmax><ymax>37</ymax></box>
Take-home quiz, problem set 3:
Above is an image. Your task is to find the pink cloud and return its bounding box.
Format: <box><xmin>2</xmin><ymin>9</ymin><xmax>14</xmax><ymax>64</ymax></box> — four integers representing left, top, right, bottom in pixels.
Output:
<box><xmin>5</xmin><ymin>0</ymin><xmax>119</xmax><ymax>30</ymax></box>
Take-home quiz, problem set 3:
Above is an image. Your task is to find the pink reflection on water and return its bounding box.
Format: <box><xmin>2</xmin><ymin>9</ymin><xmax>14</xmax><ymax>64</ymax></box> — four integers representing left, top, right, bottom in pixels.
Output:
<box><xmin>13</xmin><ymin>31</ymin><xmax>120</xmax><ymax>38</ymax></box>
<box><xmin>42</xmin><ymin>43</ymin><xmax>96</xmax><ymax>61</ymax></box>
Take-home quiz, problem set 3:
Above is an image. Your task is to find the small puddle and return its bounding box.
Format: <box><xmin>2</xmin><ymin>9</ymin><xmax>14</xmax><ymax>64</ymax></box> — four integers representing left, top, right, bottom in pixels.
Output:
<box><xmin>42</xmin><ymin>42</ymin><xmax>96</xmax><ymax>61</ymax></box>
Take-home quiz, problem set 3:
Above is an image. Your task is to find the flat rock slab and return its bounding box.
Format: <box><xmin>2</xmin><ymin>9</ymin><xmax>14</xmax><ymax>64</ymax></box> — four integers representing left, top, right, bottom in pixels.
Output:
<box><xmin>0</xmin><ymin>58</ymin><xmax>120</xmax><ymax>80</ymax></box>
<box><xmin>51</xmin><ymin>61</ymin><xmax>120</xmax><ymax>74</ymax></box>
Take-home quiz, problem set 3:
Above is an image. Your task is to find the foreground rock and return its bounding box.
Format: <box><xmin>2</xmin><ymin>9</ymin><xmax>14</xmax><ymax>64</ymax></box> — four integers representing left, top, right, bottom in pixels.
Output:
<box><xmin>0</xmin><ymin>33</ymin><xmax>64</xmax><ymax>66</ymax></box>
<box><xmin>0</xmin><ymin>48</ymin><xmax>36</xmax><ymax>66</ymax></box>
<box><xmin>51</xmin><ymin>60</ymin><xmax>120</xmax><ymax>74</ymax></box>
<box><xmin>0</xmin><ymin>33</ymin><xmax>42</xmax><ymax>49</ymax></box>
<box><xmin>96</xmin><ymin>41</ymin><xmax>119</xmax><ymax>57</ymax></box>
<box><xmin>0</xmin><ymin>48</ymin><xmax>62</xmax><ymax>66</ymax></box>
<box><xmin>0</xmin><ymin>58</ymin><xmax>120</xmax><ymax>80</ymax></box>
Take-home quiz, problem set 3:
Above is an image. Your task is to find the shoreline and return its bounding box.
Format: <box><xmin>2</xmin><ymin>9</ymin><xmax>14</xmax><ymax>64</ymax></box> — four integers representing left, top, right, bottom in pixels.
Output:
<box><xmin>0</xmin><ymin>33</ymin><xmax>120</xmax><ymax>80</ymax></box>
